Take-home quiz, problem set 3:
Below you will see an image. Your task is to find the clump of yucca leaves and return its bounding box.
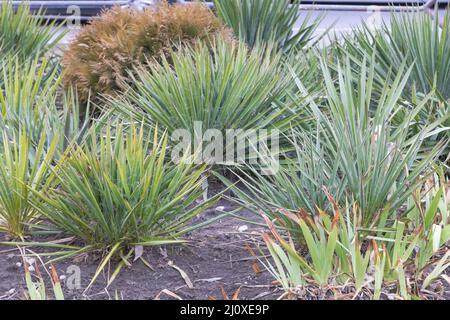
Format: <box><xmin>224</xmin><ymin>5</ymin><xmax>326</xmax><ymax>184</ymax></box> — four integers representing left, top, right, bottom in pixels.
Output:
<box><xmin>0</xmin><ymin>56</ymin><xmax>89</xmax><ymax>152</ymax></box>
<box><xmin>0</xmin><ymin>0</ymin><xmax>64</xmax><ymax>59</ymax></box>
<box><xmin>0</xmin><ymin>129</ymin><xmax>60</xmax><ymax>239</ymax></box>
<box><xmin>224</xmin><ymin>56</ymin><xmax>447</xmax><ymax>231</ymax></box>
<box><xmin>227</xmin><ymin>54</ymin><xmax>450</xmax><ymax>299</ymax></box>
<box><xmin>333</xmin><ymin>7</ymin><xmax>450</xmax><ymax>151</ymax></box>
<box><xmin>213</xmin><ymin>0</ymin><xmax>325</xmax><ymax>53</ymax></box>
<box><xmin>62</xmin><ymin>1</ymin><xmax>233</xmax><ymax>106</ymax></box>
<box><xmin>112</xmin><ymin>40</ymin><xmax>299</xmax><ymax>169</ymax></box>
<box><xmin>341</xmin><ymin>7</ymin><xmax>450</xmax><ymax>101</ymax></box>
<box><xmin>0</xmin><ymin>55</ymin><xmax>91</xmax><ymax>239</ymax></box>
<box><xmin>28</xmin><ymin>124</ymin><xmax>220</xmax><ymax>288</ymax></box>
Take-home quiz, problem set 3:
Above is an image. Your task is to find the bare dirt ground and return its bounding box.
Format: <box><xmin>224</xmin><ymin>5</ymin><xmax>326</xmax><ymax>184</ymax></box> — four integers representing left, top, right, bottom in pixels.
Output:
<box><xmin>0</xmin><ymin>199</ymin><xmax>282</xmax><ymax>300</ymax></box>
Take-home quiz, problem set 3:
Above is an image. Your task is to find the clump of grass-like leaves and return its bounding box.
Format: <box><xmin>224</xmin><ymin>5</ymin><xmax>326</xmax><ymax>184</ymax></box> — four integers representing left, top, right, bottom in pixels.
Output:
<box><xmin>313</xmin><ymin>57</ymin><xmax>446</xmax><ymax>226</ymax></box>
<box><xmin>0</xmin><ymin>40</ymin><xmax>87</xmax><ymax>241</ymax></box>
<box><xmin>112</xmin><ymin>41</ymin><xmax>298</xmax><ymax>168</ymax></box>
<box><xmin>0</xmin><ymin>55</ymin><xmax>90</xmax><ymax>155</ymax></box>
<box><xmin>29</xmin><ymin>124</ymin><xmax>220</xmax><ymax>288</ymax></box>
<box><xmin>0</xmin><ymin>129</ymin><xmax>59</xmax><ymax>239</ymax></box>
<box><xmin>224</xmin><ymin>56</ymin><xmax>447</xmax><ymax>231</ymax></box>
<box><xmin>261</xmin><ymin>178</ymin><xmax>450</xmax><ymax>299</ymax></box>
<box><xmin>342</xmin><ymin>7</ymin><xmax>450</xmax><ymax>101</ymax></box>
<box><xmin>213</xmin><ymin>0</ymin><xmax>324</xmax><ymax>52</ymax></box>
<box><xmin>0</xmin><ymin>0</ymin><xmax>64</xmax><ymax>59</ymax></box>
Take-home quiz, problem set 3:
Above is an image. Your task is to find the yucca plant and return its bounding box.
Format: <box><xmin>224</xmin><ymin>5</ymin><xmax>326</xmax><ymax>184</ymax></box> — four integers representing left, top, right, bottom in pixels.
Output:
<box><xmin>0</xmin><ymin>129</ymin><xmax>60</xmax><ymax>239</ymax></box>
<box><xmin>0</xmin><ymin>0</ymin><xmax>65</xmax><ymax>59</ymax></box>
<box><xmin>112</xmin><ymin>41</ymin><xmax>298</xmax><ymax>169</ymax></box>
<box><xmin>219</xmin><ymin>129</ymin><xmax>345</xmax><ymax>234</ymax></box>
<box><xmin>402</xmin><ymin>93</ymin><xmax>450</xmax><ymax>151</ymax></box>
<box><xmin>304</xmin><ymin>57</ymin><xmax>446</xmax><ymax>226</ymax></box>
<box><xmin>28</xmin><ymin>123</ymin><xmax>220</xmax><ymax>288</ymax></box>
<box><xmin>0</xmin><ymin>55</ymin><xmax>90</xmax><ymax>155</ymax></box>
<box><xmin>225</xmin><ymin>56</ymin><xmax>446</xmax><ymax>229</ymax></box>
<box><xmin>0</xmin><ymin>56</ymin><xmax>60</xmax><ymax>141</ymax></box>
<box><xmin>341</xmin><ymin>7</ymin><xmax>450</xmax><ymax>101</ymax></box>
<box><xmin>213</xmin><ymin>0</ymin><xmax>325</xmax><ymax>53</ymax></box>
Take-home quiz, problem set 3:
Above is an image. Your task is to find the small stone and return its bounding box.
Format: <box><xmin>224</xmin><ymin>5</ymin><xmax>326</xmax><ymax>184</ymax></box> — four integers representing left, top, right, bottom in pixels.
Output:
<box><xmin>238</xmin><ymin>225</ymin><xmax>248</xmax><ymax>232</ymax></box>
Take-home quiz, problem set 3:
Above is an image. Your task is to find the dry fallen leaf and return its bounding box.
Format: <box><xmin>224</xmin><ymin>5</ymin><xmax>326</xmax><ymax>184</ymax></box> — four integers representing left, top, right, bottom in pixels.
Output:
<box><xmin>139</xmin><ymin>256</ymin><xmax>155</xmax><ymax>271</ymax></box>
<box><xmin>195</xmin><ymin>277</ymin><xmax>222</xmax><ymax>283</ymax></box>
<box><xmin>154</xmin><ymin>289</ymin><xmax>183</xmax><ymax>300</ymax></box>
<box><xmin>441</xmin><ymin>274</ymin><xmax>450</xmax><ymax>286</ymax></box>
<box><xmin>252</xmin><ymin>261</ymin><xmax>262</xmax><ymax>274</ymax></box>
<box><xmin>134</xmin><ymin>245</ymin><xmax>144</xmax><ymax>262</ymax></box>
<box><xmin>231</xmin><ymin>287</ymin><xmax>241</xmax><ymax>300</ymax></box>
<box><xmin>168</xmin><ymin>261</ymin><xmax>194</xmax><ymax>289</ymax></box>
<box><xmin>220</xmin><ymin>286</ymin><xmax>229</xmax><ymax>300</ymax></box>
<box><xmin>221</xmin><ymin>286</ymin><xmax>241</xmax><ymax>300</ymax></box>
<box><xmin>244</xmin><ymin>242</ymin><xmax>257</xmax><ymax>257</ymax></box>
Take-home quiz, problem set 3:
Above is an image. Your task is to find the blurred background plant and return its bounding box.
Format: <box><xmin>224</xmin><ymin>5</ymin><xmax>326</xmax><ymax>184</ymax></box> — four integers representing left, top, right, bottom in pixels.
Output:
<box><xmin>213</xmin><ymin>0</ymin><xmax>325</xmax><ymax>53</ymax></box>
<box><xmin>340</xmin><ymin>7</ymin><xmax>450</xmax><ymax>102</ymax></box>
<box><xmin>0</xmin><ymin>0</ymin><xmax>64</xmax><ymax>60</ymax></box>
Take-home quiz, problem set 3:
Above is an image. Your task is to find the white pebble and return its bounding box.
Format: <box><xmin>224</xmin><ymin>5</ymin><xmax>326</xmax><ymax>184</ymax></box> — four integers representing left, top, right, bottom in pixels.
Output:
<box><xmin>238</xmin><ymin>225</ymin><xmax>248</xmax><ymax>232</ymax></box>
